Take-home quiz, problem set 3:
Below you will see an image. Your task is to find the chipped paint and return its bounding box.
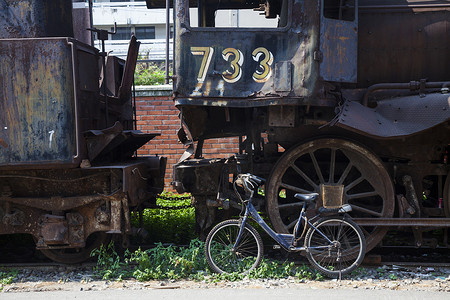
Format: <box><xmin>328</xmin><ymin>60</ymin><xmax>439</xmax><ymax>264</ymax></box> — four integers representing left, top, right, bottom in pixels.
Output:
<box><xmin>48</xmin><ymin>130</ymin><xmax>55</xmax><ymax>148</ymax></box>
<box><xmin>0</xmin><ymin>38</ymin><xmax>76</xmax><ymax>165</ymax></box>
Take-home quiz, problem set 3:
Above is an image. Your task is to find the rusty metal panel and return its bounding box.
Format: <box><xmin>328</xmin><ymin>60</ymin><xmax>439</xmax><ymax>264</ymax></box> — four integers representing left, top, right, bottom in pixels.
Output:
<box><xmin>320</xmin><ymin>0</ymin><xmax>358</xmax><ymax>83</ymax></box>
<box><xmin>0</xmin><ymin>38</ymin><xmax>77</xmax><ymax>166</ymax></box>
<box><xmin>274</xmin><ymin>61</ymin><xmax>292</xmax><ymax>92</ymax></box>
<box><xmin>357</xmin><ymin>1</ymin><xmax>450</xmax><ymax>87</ymax></box>
<box><xmin>174</xmin><ymin>0</ymin><xmax>322</xmax><ymax>105</ymax></box>
<box><xmin>0</xmin><ymin>0</ymin><xmax>74</xmax><ymax>38</ymax></box>
<box><xmin>336</xmin><ymin>93</ymin><xmax>450</xmax><ymax>137</ymax></box>
<box><xmin>268</xmin><ymin>106</ymin><xmax>296</xmax><ymax>127</ymax></box>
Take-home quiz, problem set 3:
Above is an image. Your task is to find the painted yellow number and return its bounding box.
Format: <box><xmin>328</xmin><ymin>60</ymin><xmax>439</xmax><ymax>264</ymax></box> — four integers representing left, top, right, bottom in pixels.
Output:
<box><xmin>252</xmin><ymin>47</ymin><xmax>274</xmax><ymax>83</ymax></box>
<box><xmin>191</xmin><ymin>47</ymin><xmax>214</xmax><ymax>83</ymax></box>
<box><xmin>190</xmin><ymin>46</ymin><xmax>274</xmax><ymax>85</ymax></box>
<box><xmin>222</xmin><ymin>48</ymin><xmax>244</xmax><ymax>83</ymax></box>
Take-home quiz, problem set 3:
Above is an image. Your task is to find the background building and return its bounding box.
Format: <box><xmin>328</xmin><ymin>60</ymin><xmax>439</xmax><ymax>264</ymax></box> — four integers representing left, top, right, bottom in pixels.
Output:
<box><xmin>73</xmin><ymin>1</ymin><xmax>277</xmax><ymax>61</ymax></box>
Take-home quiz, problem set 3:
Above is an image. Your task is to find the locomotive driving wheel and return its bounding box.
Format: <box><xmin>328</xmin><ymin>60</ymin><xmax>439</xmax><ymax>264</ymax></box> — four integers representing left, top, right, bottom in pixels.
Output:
<box><xmin>39</xmin><ymin>232</ymin><xmax>110</xmax><ymax>264</ymax></box>
<box><xmin>266</xmin><ymin>138</ymin><xmax>395</xmax><ymax>252</ymax></box>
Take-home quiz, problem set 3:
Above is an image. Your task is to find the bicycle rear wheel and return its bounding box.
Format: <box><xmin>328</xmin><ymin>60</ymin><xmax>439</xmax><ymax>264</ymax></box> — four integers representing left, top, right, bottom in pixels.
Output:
<box><xmin>305</xmin><ymin>217</ymin><xmax>366</xmax><ymax>278</ymax></box>
<box><xmin>205</xmin><ymin>220</ymin><xmax>263</xmax><ymax>274</ymax></box>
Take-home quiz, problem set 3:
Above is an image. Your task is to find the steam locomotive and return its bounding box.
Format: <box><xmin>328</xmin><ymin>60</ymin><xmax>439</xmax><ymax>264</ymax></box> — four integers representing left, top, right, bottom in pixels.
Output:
<box><xmin>0</xmin><ymin>0</ymin><xmax>166</xmax><ymax>263</ymax></box>
<box><xmin>144</xmin><ymin>0</ymin><xmax>450</xmax><ymax>250</ymax></box>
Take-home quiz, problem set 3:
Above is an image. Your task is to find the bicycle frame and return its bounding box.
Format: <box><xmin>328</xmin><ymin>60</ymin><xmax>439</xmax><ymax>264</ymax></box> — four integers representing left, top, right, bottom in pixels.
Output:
<box><xmin>234</xmin><ymin>196</ymin><xmax>336</xmax><ymax>252</ymax></box>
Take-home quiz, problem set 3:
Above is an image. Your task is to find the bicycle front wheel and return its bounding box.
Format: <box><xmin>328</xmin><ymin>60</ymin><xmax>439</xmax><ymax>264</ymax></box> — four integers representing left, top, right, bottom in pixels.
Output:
<box><xmin>205</xmin><ymin>220</ymin><xmax>263</xmax><ymax>274</ymax></box>
<box><xmin>305</xmin><ymin>217</ymin><xmax>366</xmax><ymax>278</ymax></box>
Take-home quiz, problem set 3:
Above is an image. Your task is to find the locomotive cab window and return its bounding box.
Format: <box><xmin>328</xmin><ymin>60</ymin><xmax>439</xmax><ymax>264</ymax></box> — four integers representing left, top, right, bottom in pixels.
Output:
<box><xmin>186</xmin><ymin>0</ymin><xmax>290</xmax><ymax>28</ymax></box>
<box><xmin>323</xmin><ymin>0</ymin><xmax>356</xmax><ymax>21</ymax></box>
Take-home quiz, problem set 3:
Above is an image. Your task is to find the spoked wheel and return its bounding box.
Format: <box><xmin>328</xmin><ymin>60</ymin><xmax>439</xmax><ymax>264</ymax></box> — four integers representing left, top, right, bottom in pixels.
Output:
<box><xmin>205</xmin><ymin>220</ymin><xmax>263</xmax><ymax>274</ymax></box>
<box><xmin>305</xmin><ymin>217</ymin><xmax>366</xmax><ymax>278</ymax></box>
<box><xmin>266</xmin><ymin>138</ymin><xmax>395</xmax><ymax>252</ymax></box>
<box><xmin>39</xmin><ymin>232</ymin><xmax>110</xmax><ymax>264</ymax></box>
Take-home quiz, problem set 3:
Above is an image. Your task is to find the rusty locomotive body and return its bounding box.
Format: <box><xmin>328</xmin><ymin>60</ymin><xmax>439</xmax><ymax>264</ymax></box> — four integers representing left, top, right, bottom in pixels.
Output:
<box><xmin>0</xmin><ymin>0</ymin><xmax>166</xmax><ymax>263</ymax></box>
<box><xmin>146</xmin><ymin>0</ymin><xmax>450</xmax><ymax>249</ymax></box>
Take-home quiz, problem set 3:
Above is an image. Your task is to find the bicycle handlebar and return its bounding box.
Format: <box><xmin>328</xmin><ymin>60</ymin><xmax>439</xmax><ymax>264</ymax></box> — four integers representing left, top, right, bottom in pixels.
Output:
<box><xmin>234</xmin><ymin>173</ymin><xmax>265</xmax><ymax>193</ymax></box>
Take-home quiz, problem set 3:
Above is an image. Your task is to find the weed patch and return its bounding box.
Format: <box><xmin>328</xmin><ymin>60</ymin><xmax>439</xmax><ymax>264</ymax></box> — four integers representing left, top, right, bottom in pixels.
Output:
<box><xmin>0</xmin><ymin>270</ymin><xmax>17</xmax><ymax>291</ymax></box>
<box><xmin>92</xmin><ymin>240</ymin><xmax>323</xmax><ymax>282</ymax></box>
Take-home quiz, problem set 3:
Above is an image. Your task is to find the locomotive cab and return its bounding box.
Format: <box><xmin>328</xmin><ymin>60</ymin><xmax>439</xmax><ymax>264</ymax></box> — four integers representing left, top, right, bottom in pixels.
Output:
<box><xmin>173</xmin><ymin>0</ymin><xmax>358</xmax><ymax>104</ymax></box>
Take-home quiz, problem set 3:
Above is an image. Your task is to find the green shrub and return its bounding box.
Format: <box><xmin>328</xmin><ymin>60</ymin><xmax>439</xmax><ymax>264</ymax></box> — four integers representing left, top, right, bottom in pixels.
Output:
<box><xmin>134</xmin><ymin>63</ymin><xmax>171</xmax><ymax>86</ymax></box>
<box><xmin>130</xmin><ymin>192</ymin><xmax>195</xmax><ymax>245</ymax></box>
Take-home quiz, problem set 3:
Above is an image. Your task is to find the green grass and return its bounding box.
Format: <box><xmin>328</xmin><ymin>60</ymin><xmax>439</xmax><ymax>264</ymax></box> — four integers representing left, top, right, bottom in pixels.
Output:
<box><xmin>91</xmin><ymin>239</ymin><xmax>323</xmax><ymax>282</ymax></box>
<box><xmin>0</xmin><ymin>270</ymin><xmax>18</xmax><ymax>291</ymax></box>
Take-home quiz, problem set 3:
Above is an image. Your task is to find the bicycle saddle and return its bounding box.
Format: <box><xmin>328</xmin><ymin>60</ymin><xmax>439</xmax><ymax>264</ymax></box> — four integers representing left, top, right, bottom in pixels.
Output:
<box><xmin>294</xmin><ymin>193</ymin><xmax>319</xmax><ymax>202</ymax></box>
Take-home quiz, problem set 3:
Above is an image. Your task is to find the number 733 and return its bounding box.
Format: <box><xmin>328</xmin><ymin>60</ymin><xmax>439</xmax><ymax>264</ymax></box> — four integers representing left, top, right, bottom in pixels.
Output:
<box><xmin>190</xmin><ymin>46</ymin><xmax>274</xmax><ymax>84</ymax></box>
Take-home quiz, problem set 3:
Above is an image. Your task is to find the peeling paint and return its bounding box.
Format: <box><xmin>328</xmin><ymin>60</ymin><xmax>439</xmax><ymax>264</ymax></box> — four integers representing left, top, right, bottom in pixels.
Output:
<box><xmin>48</xmin><ymin>130</ymin><xmax>54</xmax><ymax>148</ymax></box>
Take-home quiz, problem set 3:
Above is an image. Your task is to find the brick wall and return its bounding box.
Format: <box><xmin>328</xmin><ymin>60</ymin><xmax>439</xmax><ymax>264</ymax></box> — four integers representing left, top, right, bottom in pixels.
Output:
<box><xmin>135</xmin><ymin>85</ymin><xmax>240</xmax><ymax>190</ymax></box>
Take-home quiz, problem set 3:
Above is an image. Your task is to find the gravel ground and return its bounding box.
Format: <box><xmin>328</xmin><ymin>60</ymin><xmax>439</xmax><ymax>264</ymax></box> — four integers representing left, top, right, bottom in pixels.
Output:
<box><xmin>1</xmin><ymin>264</ymin><xmax>449</xmax><ymax>294</ymax></box>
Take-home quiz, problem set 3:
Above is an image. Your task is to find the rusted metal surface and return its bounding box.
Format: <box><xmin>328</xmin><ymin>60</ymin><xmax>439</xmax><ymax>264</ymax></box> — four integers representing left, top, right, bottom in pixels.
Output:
<box><xmin>173</xmin><ymin>0</ymin><xmax>322</xmax><ymax>105</ymax></box>
<box><xmin>0</xmin><ymin>0</ymin><xmax>74</xmax><ymax>38</ymax></box>
<box><xmin>0</xmin><ymin>158</ymin><xmax>165</xmax><ymax>257</ymax></box>
<box><xmin>320</xmin><ymin>0</ymin><xmax>358</xmax><ymax>83</ymax></box>
<box><xmin>357</xmin><ymin>1</ymin><xmax>450</xmax><ymax>87</ymax></box>
<box><xmin>336</xmin><ymin>92</ymin><xmax>450</xmax><ymax>138</ymax></box>
<box><xmin>0</xmin><ymin>38</ymin><xmax>76</xmax><ymax>166</ymax></box>
<box><xmin>118</xmin><ymin>35</ymin><xmax>140</xmax><ymax>104</ymax></box>
<box><xmin>353</xmin><ymin>218</ymin><xmax>450</xmax><ymax>227</ymax></box>
<box><xmin>0</xmin><ymin>2</ymin><xmax>166</xmax><ymax>263</ymax></box>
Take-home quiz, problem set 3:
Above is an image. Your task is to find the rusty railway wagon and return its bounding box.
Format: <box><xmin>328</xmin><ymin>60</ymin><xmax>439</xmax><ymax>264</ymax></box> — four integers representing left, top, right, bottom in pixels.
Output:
<box><xmin>0</xmin><ymin>0</ymin><xmax>166</xmax><ymax>263</ymax></box>
<box><xmin>145</xmin><ymin>0</ymin><xmax>450</xmax><ymax>251</ymax></box>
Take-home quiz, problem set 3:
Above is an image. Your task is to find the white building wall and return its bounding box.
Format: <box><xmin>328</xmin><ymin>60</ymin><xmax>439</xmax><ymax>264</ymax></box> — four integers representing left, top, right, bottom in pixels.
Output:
<box><xmin>89</xmin><ymin>1</ymin><xmax>277</xmax><ymax>60</ymax></box>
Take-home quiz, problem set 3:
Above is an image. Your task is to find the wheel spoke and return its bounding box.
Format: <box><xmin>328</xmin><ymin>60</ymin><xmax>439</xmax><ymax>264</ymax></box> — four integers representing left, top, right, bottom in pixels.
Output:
<box><xmin>206</xmin><ymin>221</ymin><xmax>263</xmax><ymax>274</ymax></box>
<box><xmin>309</xmin><ymin>151</ymin><xmax>325</xmax><ymax>183</ymax></box>
<box><xmin>346</xmin><ymin>191</ymin><xmax>379</xmax><ymax>200</ymax></box>
<box><xmin>305</xmin><ymin>219</ymin><xmax>366</xmax><ymax>277</ymax></box>
<box><xmin>280</xmin><ymin>182</ymin><xmax>314</xmax><ymax>194</ymax></box>
<box><xmin>290</xmin><ymin>164</ymin><xmax>319</xmax><ymax>190</ymax></box>
<box><xmin>344</xmin><ymin>176</ymin><xmax>364</xmax><ymax>192</ymax></box>
<box><xmin>337</xmin><ymin>162</ymin><xmax>353</xmax><ymax>185</ymax></box>
<box><xmin>350</xmin><ymin>204</ymin><xmax>383</xmax><ymax>217</ymax></box>
<box><xmin>329</xmin><ymin>148</ymin><xmax>336</xmax><ymax>183</ymax></box>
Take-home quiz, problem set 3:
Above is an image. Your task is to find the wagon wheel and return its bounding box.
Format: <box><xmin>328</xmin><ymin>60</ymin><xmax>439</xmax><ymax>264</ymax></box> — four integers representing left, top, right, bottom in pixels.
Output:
<box><xmin>266</xmin><ymin>138</ymin><xmax>395</xmax><ymax>252</ymax></box>
<box><xmin>39</xmin><ymin>232</ymin><xmax>110</xmax><ymax>264</ymax></box>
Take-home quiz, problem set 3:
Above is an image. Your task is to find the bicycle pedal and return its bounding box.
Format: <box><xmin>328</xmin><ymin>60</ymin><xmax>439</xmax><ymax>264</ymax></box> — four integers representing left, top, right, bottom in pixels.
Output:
<box><xmin>273</xmin><ymin>245</ymin><xmax>281</xmax><ymax>250</ymax></box>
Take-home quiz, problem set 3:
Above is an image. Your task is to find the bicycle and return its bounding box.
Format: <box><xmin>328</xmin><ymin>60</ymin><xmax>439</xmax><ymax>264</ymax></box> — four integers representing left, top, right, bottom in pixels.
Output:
<box><xmin>205</xmin><ymin>173</ymin><xmax>366</xmax><ymax>278</ymax></box>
